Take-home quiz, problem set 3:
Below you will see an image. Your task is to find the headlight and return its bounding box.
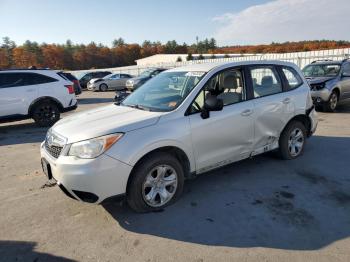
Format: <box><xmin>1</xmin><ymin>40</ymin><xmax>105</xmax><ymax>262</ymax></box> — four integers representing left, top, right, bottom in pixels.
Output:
<box><xmin>68</xmin><ymin>133</ymin><xmax>123</xmax><ymax>159</ymax></box>
<box><xmin>310</xmin><ymin>82</ymin><xmax>325</xmax><ymax>91</ymax></box>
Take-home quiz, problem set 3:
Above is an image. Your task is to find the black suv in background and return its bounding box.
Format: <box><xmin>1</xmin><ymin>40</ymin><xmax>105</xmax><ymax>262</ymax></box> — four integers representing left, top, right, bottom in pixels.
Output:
<box><xmin>57</xmin><ymin>72</ymin><xmax>82</xmax><ymax>95</ymax></box>
<box><xmin>76</xmin><ymin>71</ymin><xmax>112</xmax><ymax>89</ymax></box>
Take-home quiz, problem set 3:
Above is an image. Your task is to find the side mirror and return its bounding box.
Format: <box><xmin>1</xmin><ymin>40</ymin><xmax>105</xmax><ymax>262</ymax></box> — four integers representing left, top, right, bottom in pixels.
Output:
<box><xmin>200</xmin><ymin>94</ymin><xmax>223</xmax><ymax>119</ymax></box>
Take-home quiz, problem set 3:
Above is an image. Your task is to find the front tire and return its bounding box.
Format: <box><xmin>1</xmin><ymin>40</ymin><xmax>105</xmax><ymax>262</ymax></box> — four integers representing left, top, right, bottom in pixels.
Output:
<box><xmin>324</xmin><ymin>91</ymin><xmax>338</xmax><ymax>112</ymax></box>
<box><xmin>278</xmin><ymin>121</ymin><xmax>306</xmax><ymax>160</ymax></box>
<box><xmin>127</xmin><ymin>153</ymin><xmax>184</xmax><ymax>213</ymax></box>
<box><xmin>99</xmin><ymin>83</ymin><xmax>108</xmax><ymax>92</ymax></box>
<box><xmin>32</xmin><ymin>101</ymin><xmax>60</xmax><ymax>127</ymax></box>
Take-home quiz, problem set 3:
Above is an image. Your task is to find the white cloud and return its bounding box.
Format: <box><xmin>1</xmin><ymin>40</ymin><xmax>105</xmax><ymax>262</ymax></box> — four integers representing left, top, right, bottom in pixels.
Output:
<box><xmin>213</xmin><ymin>0</ymin><xmax>350</xmax><ymax>46</ymax></box>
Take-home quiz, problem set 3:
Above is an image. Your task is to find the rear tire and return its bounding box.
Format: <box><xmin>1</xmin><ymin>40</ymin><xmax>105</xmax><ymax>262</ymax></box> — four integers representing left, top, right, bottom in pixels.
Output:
<box><xmin>278</xmin><ymin>121</ymin><xmax>306</xmax><ymax>160</ymax></box>
<box><xmin>127</xmin><ymin>152</ymin><xmax>184</xmax><ymax>213</ymax></box>
<box><xmin>324</xmin><ymin>91</ymin><xmax>338</xmax><ymax>112</ymax></box>
<box><xmin>31</xmin><ymin>101</ymin><xmax>60</xmax><ymax>127</ymax></box>
<box><xmin>99</xmin><ymin>84</ymin><xmax>108</xmax><ymax>92</ymax></box>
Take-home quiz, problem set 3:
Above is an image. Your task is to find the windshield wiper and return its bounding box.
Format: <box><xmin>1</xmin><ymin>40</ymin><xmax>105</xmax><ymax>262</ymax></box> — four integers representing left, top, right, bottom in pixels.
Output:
<box><xmin>124</xmin><ymin>104</ymin><xmax>151</xmax><ymax>111</ymax></box>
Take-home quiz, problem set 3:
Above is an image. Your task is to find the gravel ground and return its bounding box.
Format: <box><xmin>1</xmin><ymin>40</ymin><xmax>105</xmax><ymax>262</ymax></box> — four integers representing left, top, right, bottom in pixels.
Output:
<box><xmin>1</xmin><ymin>91</ymin><xmax>350</xmax><ymax>262</ymax></box>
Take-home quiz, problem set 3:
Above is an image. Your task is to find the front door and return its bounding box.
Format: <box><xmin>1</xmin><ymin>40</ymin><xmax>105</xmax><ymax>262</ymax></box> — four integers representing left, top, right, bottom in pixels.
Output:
<box><xmin>188</xmin><ymin>67</ymin><xmax>255</xmax><ymax>173</ymax></box>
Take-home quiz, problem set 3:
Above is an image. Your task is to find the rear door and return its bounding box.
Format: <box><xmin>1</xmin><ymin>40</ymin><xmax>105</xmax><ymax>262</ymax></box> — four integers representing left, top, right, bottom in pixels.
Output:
<box><xmin>0</xmin><ymin>72</ymin><xmax>38</xmax><ymax>117</ymax></box>
<box><xmin>247</xmin><ymin>65</ymin><xmax>295</xmax><ymax>154</ymax></box>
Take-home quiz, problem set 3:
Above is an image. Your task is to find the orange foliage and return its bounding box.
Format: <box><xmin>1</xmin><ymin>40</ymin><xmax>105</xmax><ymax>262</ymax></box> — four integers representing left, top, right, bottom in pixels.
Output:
<box><xmin>1</xmin><ymin>39</ymin><xmax>350</xmax><ymax>70</ymax></box>
<box><xmin>12</xmin><ymin>47</ymin><xmax>39</xmax><ymax>68</ymax></box>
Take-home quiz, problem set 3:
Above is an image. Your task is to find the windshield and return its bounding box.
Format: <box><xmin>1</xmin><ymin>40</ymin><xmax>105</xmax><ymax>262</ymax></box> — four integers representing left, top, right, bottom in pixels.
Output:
<box><xmin>72</xmin><ymin>72</ymin><xmax>86</xmax><ymax>80</ymax></box>
<box><xmin>103</xmin><ymin>74</ymin><xmax>115</xmax><ymax>79</ymax></box>
<box><xmin>302</xmin><ymin>64</ymin><xmax>341</xmax><ymax>77</ymax></box>
<box><xmin>140</xmin><ymin>70</ymin><xmax>154</xmax><ymax>77</ymax></box>
<box><xmin>121</xmin><ymin>71</ymin><xmax>205</xmax><ymax>112</ymax></box>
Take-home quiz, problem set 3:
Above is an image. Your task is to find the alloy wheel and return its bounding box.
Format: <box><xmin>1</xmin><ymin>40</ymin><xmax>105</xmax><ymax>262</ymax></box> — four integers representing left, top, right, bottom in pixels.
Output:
<box><xmin>288</xmin><ymin>127</ymin><xmax>304</xmax><ymax>157</ymax></box>
<box><xmin>142</xmin><ymin>165</ymin><xmax>178</xmax><ymax>207</ymax></box>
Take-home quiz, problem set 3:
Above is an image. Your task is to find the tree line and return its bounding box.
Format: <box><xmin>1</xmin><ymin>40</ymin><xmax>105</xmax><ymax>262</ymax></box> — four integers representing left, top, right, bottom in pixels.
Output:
<box><xmin>0</xmin><ymin>37</ymin><xmax>216</xmax><ymax>70</ymax></box>
<box><xmin>1</xmin><ymin>37</ymin><xmax>349</xmax><ymax>70</ymax></box>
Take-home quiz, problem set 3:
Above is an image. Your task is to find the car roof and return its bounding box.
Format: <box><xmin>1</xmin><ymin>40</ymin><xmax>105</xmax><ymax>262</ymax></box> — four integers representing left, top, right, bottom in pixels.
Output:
<box><xmin>167</xmin><ymin>60</ymin><xmax>299</xmax><ymax>73</ymax></box>
<box><xmin>309</xmin><ymin>61</ymin><xmax>342</xmax><ymax>65</ymax></box>
<box><xmin>0</xmin><ymin>69</ymin><xmax>54</xmax><ymax>73</ymax></box>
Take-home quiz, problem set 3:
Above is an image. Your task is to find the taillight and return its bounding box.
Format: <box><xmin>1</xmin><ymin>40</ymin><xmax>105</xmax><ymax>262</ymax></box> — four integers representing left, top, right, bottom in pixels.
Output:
<box><xmin>65</xmin><ymin>85</ymin><xmax>75</xmax><ymax>94</ymax></box>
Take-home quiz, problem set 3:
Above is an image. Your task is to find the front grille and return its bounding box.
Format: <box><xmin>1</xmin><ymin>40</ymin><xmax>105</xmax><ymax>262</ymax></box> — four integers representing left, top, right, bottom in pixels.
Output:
<box><xmin>45</xmin><ymin>140</ymin><xmax>63</xmax><ymax>158</ymax></box>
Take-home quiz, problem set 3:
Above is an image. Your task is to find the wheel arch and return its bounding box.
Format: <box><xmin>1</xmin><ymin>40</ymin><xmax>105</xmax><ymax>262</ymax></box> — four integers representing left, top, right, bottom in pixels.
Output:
<box><xmin>331</xmin><ymin>87</ymin><xmax>340</xmax><ymax>98</ymax></box>
<box><xmin>283</xmin><ymin>114</ymin><xmax>312</xmax><ymax>137</ymax></box>
<box><xmin>126</xmin><ymin>146</ymin><xmax>192</xmax><ymax>194</ymax></box>
<box><xmin>99</xmin><ymin>83</ymin><xmax>108</xmax><ymax>90</ymax></box>
<box><xmin>28</xmin><ymin>96</ymin><xmax>64</xmax><ymax>116</ymax></box>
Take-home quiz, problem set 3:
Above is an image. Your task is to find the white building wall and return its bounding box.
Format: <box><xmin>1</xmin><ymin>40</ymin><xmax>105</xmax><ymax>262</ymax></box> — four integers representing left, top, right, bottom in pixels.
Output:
<box><xmin>71</xmin><ymin>48</ymin><xmax>350</xmax><ymax>77</ymax></box>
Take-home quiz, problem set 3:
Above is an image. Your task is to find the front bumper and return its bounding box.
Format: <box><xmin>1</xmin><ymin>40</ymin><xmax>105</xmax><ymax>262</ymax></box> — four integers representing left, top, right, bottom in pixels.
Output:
<box><xmin>87</xmin><ymin>84</ymin><xmax>99</xmax><ymax>91</ymax></box>
<box><xmin>40</xmin><ymin>142</ymin><xmax>133</xmax><ymax>204</ymax></box>
<box><xmin>311</xmin><ymin>88</ymin><xmax>331</xmax><ymax>103</ymax></box>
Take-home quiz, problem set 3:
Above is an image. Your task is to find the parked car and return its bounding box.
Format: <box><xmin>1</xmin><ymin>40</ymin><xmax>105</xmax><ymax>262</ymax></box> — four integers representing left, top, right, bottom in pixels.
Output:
<box><xmin>76</xmin><ymin>71</ymin><xmax>112</xmax><ymax>89</ymax></box>
<box><xmin>125</xmin><ymin>68</ymin><xmax>166</xmax><ymax>91</ymax></box>
<box><xmin>302</xmin><ymin>59</ymin><xmax>350</xmax><ymax>111</ymax></box>
<box><xmin>40</xmin><ymin>61</ymin><xmax>317</xmax><ymax>212</ymax></box>
<box><xmin>0</xmin><ymin>69</ymin><xmax>77</xmax><ymax>127</ymax></box>
<box><xmin>87</xmin><ymin>73</ymin><xmax>132</xmax><ymax>92</ymax></box>
<box><xmin>57</xmin><ymin>71</ymin><xmax>82</xmax><ymax>95</ymax></box>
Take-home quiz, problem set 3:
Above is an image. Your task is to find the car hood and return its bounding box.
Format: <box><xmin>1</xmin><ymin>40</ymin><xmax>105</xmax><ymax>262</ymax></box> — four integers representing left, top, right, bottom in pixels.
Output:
<box><xmin>52</xmin><ymin>104</ymin><xmax>163</xmax><ymax>143</ymax></box>
<box><xmin>306</xmin><ymin>76</ymin><xmax>336</xmax><ymax>84</ymax></box>
<box><xmin>89</xmin><ymin>78</ymin><xmax>103</xmax><ymax>84</ymax></box>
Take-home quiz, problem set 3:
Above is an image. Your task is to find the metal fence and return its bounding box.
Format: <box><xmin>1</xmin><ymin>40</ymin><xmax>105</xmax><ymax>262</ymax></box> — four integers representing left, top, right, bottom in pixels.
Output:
<box><xmin>71</xmin><ymin>48</ymin><xmax>350</xmax><ymax>77</ymax></box>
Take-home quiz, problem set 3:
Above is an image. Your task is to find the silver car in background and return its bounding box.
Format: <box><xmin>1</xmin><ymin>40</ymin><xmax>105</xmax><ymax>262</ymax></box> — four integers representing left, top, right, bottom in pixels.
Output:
<box><xmin>303</xmin><ymin>59</ymin><xmax>350</xmax><ymax>111</ymax></box>
<box><xmin>40</xmin><ymin>61</ymin><xmax>317</xmax><ymax>212</ymax></box>
<box><xmin>87</xmin><ymin>73</ymin><xmax>132</xmax><ymax>92</ymax></box>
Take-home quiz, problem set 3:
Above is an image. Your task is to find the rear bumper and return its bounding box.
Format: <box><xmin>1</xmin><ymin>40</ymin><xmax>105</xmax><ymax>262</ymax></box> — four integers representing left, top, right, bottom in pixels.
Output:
<box><xmin>307</xmin><ymin>106</ymin><xmax>318</xmax><ymax>136</ymax></box>
<box><xmin>62</xmin><ymin>100</ymin><xmax>78</xmax><ymax>112</ymax></box>
<box><xmin>40</xmin><ymin>142</ymin><xmax>133</xmax><ymax>204</ymax></box>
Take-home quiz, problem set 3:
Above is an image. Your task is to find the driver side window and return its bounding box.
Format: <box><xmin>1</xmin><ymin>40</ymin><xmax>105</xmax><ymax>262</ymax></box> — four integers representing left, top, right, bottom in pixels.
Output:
<box><xmin>190</xmin><ymin>68</ymin><xmax>245</xmax><ymax>113</ymax></box>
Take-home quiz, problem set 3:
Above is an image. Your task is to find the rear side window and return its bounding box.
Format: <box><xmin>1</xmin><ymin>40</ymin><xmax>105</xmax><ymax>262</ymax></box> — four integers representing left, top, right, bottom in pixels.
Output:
<box><xmin>249</xmin><ymin>66</ymin><xmax>282</xmax><ymax>98</ymax></box>
<box><xmin>282</xmin><ymin>67</ymin><xmax>303</xmax><ymax>90</ymax></box>
<box><xmin>0</xmin><ymin>72</ymin><xmax>57</xmax><ymax>88</ymax></box>
<box><xmin>27</xmin><ymin>73</ymin><xmax>58</xmax><ymax>85</ymax></box>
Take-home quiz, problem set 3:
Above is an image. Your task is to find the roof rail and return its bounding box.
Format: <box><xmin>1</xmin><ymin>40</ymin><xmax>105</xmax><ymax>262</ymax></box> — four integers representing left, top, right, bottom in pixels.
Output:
<box><xmin>0</xmin><ymin>68</ymin><xmax>52</xmax><ymax>71</ymax></box>
<box><xmin>311</xmin><ymin>59</ymin><xmax>333</xmax><ymax>64</ymax></box>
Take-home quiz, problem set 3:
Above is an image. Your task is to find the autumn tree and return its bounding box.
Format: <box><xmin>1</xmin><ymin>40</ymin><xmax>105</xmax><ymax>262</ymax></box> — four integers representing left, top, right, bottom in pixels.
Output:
<box><xmin>12</xmin><ymin>47</ymin><xmax>38</xmax><ymax>68</ymax></box>
<box><xmin>0</xmin><ymin>48</ymin><xmax>10</xmax><ymax>68</ymax></box>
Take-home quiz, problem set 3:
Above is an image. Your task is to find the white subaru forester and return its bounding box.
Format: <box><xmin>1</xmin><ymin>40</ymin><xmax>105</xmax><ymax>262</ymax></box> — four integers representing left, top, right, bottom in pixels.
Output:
<box><xmin>40</xmin><ymin>61</ymin><xmax>318</xmax><ymax>212</ymax></box>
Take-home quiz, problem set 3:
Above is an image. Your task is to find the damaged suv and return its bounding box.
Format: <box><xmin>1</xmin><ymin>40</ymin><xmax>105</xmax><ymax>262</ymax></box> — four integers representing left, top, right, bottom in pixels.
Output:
<box><xmin>302</xmin><ymin>59</ymin><xmax>350</xmax><ymax>112</ymax></box>
<box><xmin>40</xmin><ymin>61</ymin><xmax>317</xmax><ymax>212</ymax></box>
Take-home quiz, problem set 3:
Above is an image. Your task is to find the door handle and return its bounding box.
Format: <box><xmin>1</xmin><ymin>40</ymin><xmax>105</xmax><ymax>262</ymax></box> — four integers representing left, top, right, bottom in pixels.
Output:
<box><xmin>283</xmin><ymin>98</ymin><xmax>291</xmax><ymax>104</ymax></box>
<box><xmin>26</xmin><ymin>89</ymin><xmax>35</xmax><ymax>92</ymax></box>
<box><xmin>241</xmin><ymin>109</ymin><xmax>253</xmax><ymax>116</ymax></box>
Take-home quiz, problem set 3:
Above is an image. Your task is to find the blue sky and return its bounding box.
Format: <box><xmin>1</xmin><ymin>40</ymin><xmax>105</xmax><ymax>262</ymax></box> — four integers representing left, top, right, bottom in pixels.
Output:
<box><xmin>0</xmin><ymin>0</ymin><xmax>349</xmax><ymax>47</ymax></box>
